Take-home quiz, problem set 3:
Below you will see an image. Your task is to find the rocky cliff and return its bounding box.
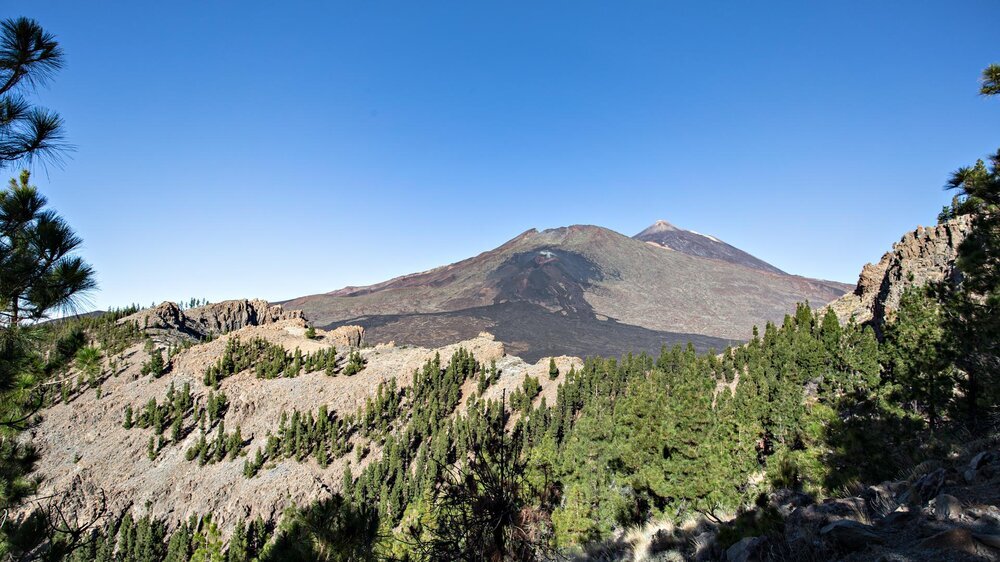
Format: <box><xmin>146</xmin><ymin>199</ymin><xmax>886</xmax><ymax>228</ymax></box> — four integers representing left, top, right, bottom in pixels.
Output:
<box><xmin>122</xmin><ymin>299</ymin><xmax>307</xmax><ymax>344</ymax></box>
<box><xmin>827</xmin><ymin>216</ymin><xmax>972</xmax><ymax>336</ymax></box>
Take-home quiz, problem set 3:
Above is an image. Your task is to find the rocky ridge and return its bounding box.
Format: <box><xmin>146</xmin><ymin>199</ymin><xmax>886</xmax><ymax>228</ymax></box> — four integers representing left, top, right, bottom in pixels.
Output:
<box><xmin>827</xmin><ymin>216</ymin><xmax>972</xmax><ymax>335</ymax></box>
<box><xmin>123</xmin><ymin>299</ymin><xmax>306</xmax><ymax>344</ymax></box>
<box><xmin>22</xmin><ymin>302</ymin><xmax>579</xmax><ymax>537</ymax></box>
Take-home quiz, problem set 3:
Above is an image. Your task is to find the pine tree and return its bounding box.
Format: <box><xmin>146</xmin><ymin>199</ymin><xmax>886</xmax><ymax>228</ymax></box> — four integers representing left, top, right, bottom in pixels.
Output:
<box><xmin>882</xmin><ymin>287</ymin><xmax>952</xmax><ymax>429</ymax></box>
<box><xmin>226</xmin><ymin>519</ymin><xmax>249</xmax><ymax>562</ymax></box>
<box><xmin>0</xmin><ymin>169</ymin><xmax>95</xmax><ymax>553</ymax></box>
<box><xmin>143</xmin><ymin>348</ymin><xmax>165</xmax><ymax>377</ymax></box>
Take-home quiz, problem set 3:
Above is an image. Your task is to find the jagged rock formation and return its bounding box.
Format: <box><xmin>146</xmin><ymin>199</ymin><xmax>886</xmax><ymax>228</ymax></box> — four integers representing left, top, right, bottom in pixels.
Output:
<box><xmin>286</xmin><ymin>222</ymin><xmax>851</xmax><ymax>361</ymax></box>
<box><xmin>827</xmin><ymin>216</ymin><xmax>972</xmax><ymax>335</ymax></box>
<box><xmin>122</xmin><ymin>299</ymin><xmax>306</xmax><ymax>344</ymax></box>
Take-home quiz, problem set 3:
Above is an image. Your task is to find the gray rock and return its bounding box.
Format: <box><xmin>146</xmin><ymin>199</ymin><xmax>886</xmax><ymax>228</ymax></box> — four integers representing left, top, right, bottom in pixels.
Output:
<box><xmin>769</xmin><ymin>488</ymin><xmax>814</xmax><ymax>517</ymax></box>
<box><xmin>964</xmin><ymin>468</ymin><xmax>977</xmax><ymax>483</ymax></box>
<box><xmin>970</xmin><ymin>451</ymin><xmax>994</xmax><ymax>470</ymax></box>
<box><xmin>974</xmin><ymin>533</ymin><xmax>1000</xmax><ymax>549</ymax></box>
<box><xmin>919</xmin><ymin>527</ymin><xmax>981</xmax><ymax>555</ymax></box>
<box><xmin>965</xmin><ymin>451</ymin><xmax>998</xmax><ymax>483</ymax></box>
<box><xmin>691</xmin><ymin>531</ymin><xmax>716</xmax><ymax>561</ymax></box>
<box><xmin>900</xmin><ymin>468</ymin><xmax>947</xmax><ymax>505</ymax></box>
<box><xmin>934</xmin><ymin>493</ymin><xmax>962</xmax><ymax>521</ymax></box>
<box><xmin>820</xmin><ymin>520</ymin><xmax>884</xmax><ymax>551</ymax></box>
<box><xmin>726</xmin><ymin>536</ymin><xmax>766</xmax><ymax>562</ymax></box>
<box><xmin>879</xmin><ymin>509</ymin><xmax>916</xmax><ymax>527</ymax></box>
<box><xmin>862</xmin><ymin>482</ymin><xmax>899</xmax><ymax>518</ymax></box>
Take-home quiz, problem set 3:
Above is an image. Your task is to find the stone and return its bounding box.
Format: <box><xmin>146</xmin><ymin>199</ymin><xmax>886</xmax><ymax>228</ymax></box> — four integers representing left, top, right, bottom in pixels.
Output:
<box><xmin>819</xmin><ymin>497</ymin><xmax>868</xmax><ymax>520</ymax></box>
<box><xmin>934</xmin><ymin>493</ymin><xmax>962</xmax><ymax>521</ymax></box>
<box><xmin>965</xmin><ymin>451</ymin><xmax>998</xmax><ymax>483</ymax></box>
<box><xmin>974</xmin><ymin>533</ymin><xmax>1000</xmax><ymax>550</ymax></box>
<box><xmin>878</xmin><ymin>509</ymin><xmax>916</xmax><ymax>527</ymax></box>
<box><xmin>862</xmin><ymin>483</ymin><xmax>899</xmax><ymax>518</ymax></box>
<box><xmin>919</xmin><ymin>527</ymin><xmax>981</xmax><ymax>555</ymax></box>
<box><xmin>900</xmin><ymin>468</ymin><xmax>947</xmax><ymax>505</ymax></box>
<box><xmin>970</xmin><ymin>451</ymin><xmax>994</xmax><ymax>470</ymax></box>
<box><xmin>967</xmin><ymin>504</ymin><xmax>1000</xmax><ymax>528</ymax></box>
<box><xmin>725</xmin><ymin>536</ymin><xmax>766</xmax><ymax>562</ymax></box>
<box><xmin>820</xmin><ymin>520</ymin><xmax>884</xmax><ymax>551</ymax></box>
<box><xmin>691</xmin><ymin>531</ymin><xmax>716</xmax><ymax>561</ymax></box>
<box><xmin>326</xmin><ymin>325</ymin><xmax>365</xmax><ymax>348</ymax></box>
<box><xmin>769</xmin><ymin>488</ymin><xmax>815</xmax><ymax>517</ymax></box>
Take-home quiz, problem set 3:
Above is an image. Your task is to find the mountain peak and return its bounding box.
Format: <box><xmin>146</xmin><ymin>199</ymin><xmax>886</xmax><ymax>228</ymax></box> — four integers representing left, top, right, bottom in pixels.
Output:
<box><xmin>639</xmin><ymin>220</ymin><xmax>680</xmax><ymax>235</ymax></box>
<box><xmin>634</xmin><ymin>220</ymin><xmax>787</xmax><ymax>275</ymax></box>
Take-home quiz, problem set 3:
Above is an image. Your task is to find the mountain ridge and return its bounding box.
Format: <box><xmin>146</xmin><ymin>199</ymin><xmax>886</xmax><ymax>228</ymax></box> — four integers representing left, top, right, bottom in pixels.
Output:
<box><xmin>284</xmin><ymin>221</ymin><xmax>851</xmax><ymax>361</ymax></box>
<box><xmin>634</xmin><ymin>219</ymin><xmax>789</xmax><ymax>275</ymax></box>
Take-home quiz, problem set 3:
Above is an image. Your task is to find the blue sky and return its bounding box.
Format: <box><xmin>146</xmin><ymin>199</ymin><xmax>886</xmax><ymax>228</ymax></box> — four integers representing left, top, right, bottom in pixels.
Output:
<box><xmin>9</xmin><ymin>1</ymin><xmax>999</xmax><ymax>310</ymax></box>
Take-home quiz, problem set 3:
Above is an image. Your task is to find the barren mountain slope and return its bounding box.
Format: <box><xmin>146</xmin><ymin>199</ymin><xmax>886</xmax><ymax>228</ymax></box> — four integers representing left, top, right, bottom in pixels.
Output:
<box><xmin>23</xmin><ymin>305</ymin><xmax>573</xmax><ymax>537</ymax></box>
<box><xmin>633</xmin><ymin>219</ymin><xmax>787</xmax><ymax>274</ymax></box>
<box><xmin>285</xmin><ymin>224</ymin><xmax>851</xmax><ymax>361</ymax></box>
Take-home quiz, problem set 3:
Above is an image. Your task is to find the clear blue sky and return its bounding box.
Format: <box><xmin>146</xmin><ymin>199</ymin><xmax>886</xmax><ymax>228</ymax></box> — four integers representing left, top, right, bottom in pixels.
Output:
<box><xmin>9</xmin><ymin>1</ymin><xmax>999</xmax><ymax>310</ymax></box>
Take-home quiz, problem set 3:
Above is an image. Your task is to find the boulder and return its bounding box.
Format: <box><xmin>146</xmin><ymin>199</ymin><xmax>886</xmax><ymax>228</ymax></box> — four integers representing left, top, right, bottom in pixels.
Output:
<box><xmin>326</xmin><ymin>325</ymin><xmax>365</xmax><ymax>348</ymax></box>
<box><xmin>818</xmin><ymin>497</ymin><xmax>868</xmax><ymax>521</ymax></box>
<box><xmin>725</xmin><ymin>536</ymin><xmax>766</xmax><ymax>562</ymax></box>
<box><xmin>691</xmin><ymin>531</ymin><xmax>717</xmax><ymax>561</ymax></box>
<box><xmin>769</xmin><ymin>488</ymin><xmax>815</xmax><ymax>517</ymax></box>
<box><xmin>919</xmin><ymin>527</ymin><xmax>982</xmax><ymax>555</ymax></box>
<box><xmin>878</xmin><ymin>509</ymin><xmax>916</xmax><ymax>528</ymax></box>
<box><xmin>970</xmin><ymin>451</ymin><xmax>995</xmax><ymax>470</ymax></box>
<box><xmin>965</xmin><ymin>451</ymin><xmax>998</xmax><ymax>483</ymax></box>
<box><xmin>900</xmin><ymin>468</ymin><xmax>947</xmax><ymax>506</ymax></box>
<box><xmin>967</xmin><ymin>504</ymin><xmax>1000</xmax><ymax>529</ymax></box>
<box><xmin>974</xmin><ymin>533</ymin><xmax>1000</xmax><ymax>550</ymax></box>
<box><xmin>819</xmin><ymin>520</ymin><xmax>884</xmax><ymax>552</ymax></box>
<box><xmin>784</xmin><ymin>497</ymin><xmax>868</xmax><ymax>548</ymax></box>
<box><xmin>861</xmin><ymin>482</ymin><xmax>899</xmax><ymax>518</ymax></box>
<box><xmin>964</xmin><ymin>468</ymin><xmax>977</xmax><ymax>483</ymax></box>
<box><xmin>933</xmin><ymin>493</ymin><xmax>962</xmax><ymax>521</ymax></box>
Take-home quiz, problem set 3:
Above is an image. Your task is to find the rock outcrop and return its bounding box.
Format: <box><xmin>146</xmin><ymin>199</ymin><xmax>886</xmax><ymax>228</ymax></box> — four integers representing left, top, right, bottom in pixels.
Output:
<box><xmin>122</xmin><ymin>299</ymin><xmax>305</xmax><ymax>343</ymax></box>
<box><xmin>325</xmin><ymin>325</ymin><xmax>365</xmax><ymax>348</ymax></box>
<box><xmin>827</xmin><ymin>216</ymin><xmax>972</xmax><ymax>336</ymax></box>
